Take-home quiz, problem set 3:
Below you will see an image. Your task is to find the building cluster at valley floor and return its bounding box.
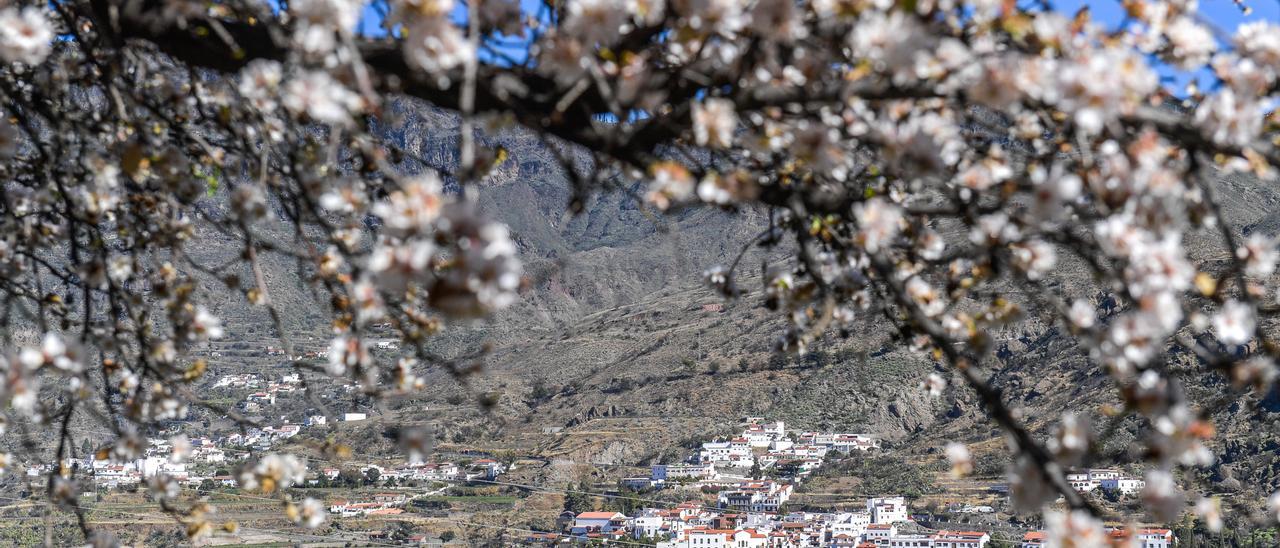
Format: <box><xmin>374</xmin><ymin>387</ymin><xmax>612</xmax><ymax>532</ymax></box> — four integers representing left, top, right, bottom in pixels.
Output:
<box><xmin>544</xmin><ymin>418</ymin><xmax>1173</xmax><ymax>548</ymax></box>
<box><xmin>552</xmin><ymin>499</ymin><xmax>1174</xmax><ymax>547</ymax></box>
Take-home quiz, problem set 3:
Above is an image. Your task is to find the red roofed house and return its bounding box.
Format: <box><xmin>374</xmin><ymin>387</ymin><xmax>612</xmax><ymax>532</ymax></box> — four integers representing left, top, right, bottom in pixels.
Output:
<box><xmin>1021</xmin><ymin>532</ymin><xmax>1046</xmax><ymax>548</ymax></box>
<box><xmin>865</xmin><ymin>523</ymin><xmax>897</xmax><ymax>544</ymax></box>
<box><xmin>571</xmin><ymin>511</ymin><xmax>626</xmax><ymax>537</ymax></box>
<box><xmin>1109</xmin><ymin>528</ymin><xmax>1175</xmax><ymax>548</ymax></box>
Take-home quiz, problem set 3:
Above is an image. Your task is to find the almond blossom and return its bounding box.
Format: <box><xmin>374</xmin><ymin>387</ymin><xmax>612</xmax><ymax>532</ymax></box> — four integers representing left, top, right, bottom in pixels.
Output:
<box><xmin>0</xmin><ymin>7</ymin><xmax>53</xmax><ymax>65</ymax></box>
<box><xmin>1213</xmin><ymin>299</ymin><xmax>1255</xmax><ymax>347</ymax></box>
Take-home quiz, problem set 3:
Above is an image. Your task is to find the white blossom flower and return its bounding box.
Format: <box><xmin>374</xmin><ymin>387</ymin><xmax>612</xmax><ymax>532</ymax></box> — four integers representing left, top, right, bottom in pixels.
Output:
<box><xmin>672</xmin><ymin>0</ymin><xmax>746</xmax><ymax>34</ymax></box>
<box><xmin>282</xmin><ymin>71</ymin><xmax>363</xmax><ymax>127</ymax></box>
<box><xmin>1194</xmin><ymin>497</ymin><xmax>1223</xmax><ymax>532</ymax></box>
<box><xmin>241</xmin><ymin>453</ymin><xmax>306</xmax><ymax>493</ymax></box>
<box><xmin>1269</xmin><ymin>490</ymin><xmax>1280</xmax><ymax>522</ymax></box>
<box><xmin>1124</xmin><ymin>233</ymin><xmax>1194</xmax><ymax>298</ymax></box>
<box><xmin>294</xmin><ymin>497</ymin><xmax>327</xmax><ymax>529</ymax></box>
<box><xmin>921</xmin><ymin>373</ymin><xmax>946</xmax><ymax>397</ymax></box>
<box><xmin>1195</xmin><ymin>88</ymin><xmax>1263</xmax><ymax>148</ymax></box>
<box><xmin>170</xmin><ymin>434</ymin><xmax>191</xmax><ymax>464</ymax></box>
<box><xmin>1213</xmin><ymin>299</ymin><xmax>1255</xmax><ymax>346</ymax></box>
<box><xmin>697</xmin><ymin>171</ymin><xmax>757</xmax><ymax>205</ymax></box>
<box><xmin>192</xmin><ymin>306</ymin><xmax>225</xmax><ymax>341</ymax></box>
<box><xmin>905</xmin><ymin>277</ymin><xmax>946</xmax><ymax>317</ymax></box>
<box><xmin>291</xmin><ymin>0</ymin><xmax>364</xmax><ymax>53</ymax></box>
<box><xmin>1164</xmin><ymin>17</ymin><xmax>1215</xmax><ymax>69</ymax></box>
<box><xmin>1068</xmin><ymin>299</ymin><xmax>1095</xmax><ymax>329</ymax></box>
<box><xmin>854</xmin><ymin>198</ymin><xmax>903</xmax><ymax>254</ymax></box>
<box><xmin>238</xmin><ymin>60</ymin><xmax>284</xmax><ymax>112</ymax></box>
<box><xmin>403</xmin><ymin>16</ymin><xmax>474</xmax><ymax>74</ymax></box>
<box><xmin>318</xmin><ymin>179</ymin><xmax>368</xmax><ymax>214</ymax></box>
<box><xmin>851</xmin><ymin>10</ymin><xmax>928</xmax><ymax>86</ymax></box>
<box><xmin>1141</xmin><ymin>469</ymin><xmax>1185</xmax><ymax>523</ymax></box>
<box><xmin>0</xmin><ymin>7</ymin><xmax>54</xmax><ymax>65</ymax></box>
<box><xmin>148</xmin><ymin>474</ymin><xmax>180</xmax><ymax>501</ymax></box>
<box><xmin>1237</xmin><ymin>233</ymin><xmax>1278</xmax><ymax>278</ymax></box>
<box><xmin>917</xmin><ymin>229</ymin><xmax>945</xmax><ymax>261</ymax></box>
<box><xmin>368</xmin><ymin>239</ymin><xmax>436</xmax><ymax>293</ymax></box>
<box><xmin>945</xmin><ymin>442</ymin><xmax>972</xmax><ymax>478</ymax></box>
<box><xmin>692</xmin><ymin>98</ymin><xmax>736</xmax><ymax>148</ymax></box>
<box><xmin>373</xmin><ymin>174</ymin><xmax>446</xmax><ymax>237</ymax></box>
<box><xmin>645</xmin><ymin>162</ymin><xmax>695</xmax><ymax>210</ymax></box>
<box><xmin>565</xmin><ymin>0</ymin><xmax>629</xmax><ymax>45</ymax></box>
<box><xmin>430</xmin><ymin>208</ymin><xmax>523</xmax><ymax>317</ymax></box>
<box><xmin>1043</xmin><ymin>509</ymin><xmax>1107</xmax><ymax>547</ymax></box>
<box><xmin>107</xmin><ymin>256</ymin><xmax>134</xmax><ymax>284</ymax></box>
<box><xmin>1054</xmin><ymin>47</ymin><xmax>1158</xmax><ymax>134</ymax></box>
<box><xmin>327</xmin><ymin>335</ymin><xmax>368</xmax><ymax>377</ymax></box>
<box><xmin>1234</xmin><ymin>22</ymin><xmax>1280</xmax><ymax>70</ymax></box>
<box><xmin>1010</xmin><ymin>240</ymin><xmax>1057</xmax><ymax>281</ymax></box>
<box><xmin>20</xmin><ymin>333</ymin><xmax>83</xmax><ymax>374</ymax></box>
<box><xmin>1048</xmin><ymin>412</ymin><xmax>1089</xmax><ymax>465</ymax></box>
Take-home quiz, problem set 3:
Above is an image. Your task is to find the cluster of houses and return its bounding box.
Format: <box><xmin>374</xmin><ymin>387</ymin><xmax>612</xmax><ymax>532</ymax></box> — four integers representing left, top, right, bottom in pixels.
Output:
<box><xmin>215</xmin><ymin>373</ymin><xmax>304</xmax><ymax>411</ymax></box>
<box><xmin>567</xmin><ymin>419</ymin><xmax>1174</xmax><ymax>548</ymax></box>
<box><xmin>28</xmin><ymin>437</ymin><xmax>224</xmax><ymax>489</ymax></box>
<box><xmin>554</xmin><ymin>496</ymin><xmax>1174</xmax><ymax>548</ymax></box>
<box><xmin>628</xmin><ymin>419</ymin><xmax>879</xmax><ymax>490</ymax></box>
<box><xmin>557</xmin><ymin>496</ymin><xmax>971</xmax><ymax>547</ymax></box>
<box><xmin>1065</xmin><ymin>468</ymin><xmax>1147</xmax><ymax>496</ymax></box>
<box><xmin>212</xmin><ymin>374</ymin><xmax>264</xmax><ymax>389</ymax></box>
<box><xmin>354</xmin><ymin>459</ymin><xmax>507</xmax><ymax>483</ymax></box>
<box><xmin>328</xmin><ymin>492</ymin><xmax>409</xmax><ymax>517</ymax></box>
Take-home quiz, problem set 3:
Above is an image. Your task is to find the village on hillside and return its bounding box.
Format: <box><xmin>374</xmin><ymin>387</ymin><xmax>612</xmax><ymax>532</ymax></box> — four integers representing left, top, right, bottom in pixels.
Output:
<box><xmin>540</xmin><ymin>419</ymin><xmax>1172</xmax><ymax>548</ymax></box>
<box><xmin>15</xmin><ymin>380</ymin><xmax>1175</xmax><ymax>548</ymax></box>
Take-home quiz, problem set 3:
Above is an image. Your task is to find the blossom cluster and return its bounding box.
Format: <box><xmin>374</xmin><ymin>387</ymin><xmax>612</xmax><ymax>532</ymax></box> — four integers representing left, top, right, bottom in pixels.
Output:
<box><xmin>3</xmin><ymin>0</ymin><xmax>1280</xmax><ymax>542</ymax></box>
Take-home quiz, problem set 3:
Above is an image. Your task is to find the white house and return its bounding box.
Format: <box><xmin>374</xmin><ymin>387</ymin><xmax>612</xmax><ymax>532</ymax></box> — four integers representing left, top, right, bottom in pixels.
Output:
<box><xmin>343</xmin><ymin>412</ymin><xmax>367</xmax><ymax>422</ymax></box>
<box><xmin>1066</xmin><ymin>472</ymin><xmax>1098</xmax><ymax>492</ymax></box>
<box><xmin>889</xmin><ymin>533</ymin><xmax>936</xmax><ymax>548</ymax></box>
<box><xmin>631</xmin><ymin>514</ymin><xmax>665</xmax><ymax>539</ymax></box>
<box><xmin>571</xmin><ymin>511</ymin><xmax>626</xmax><ymax>536</ymax></box>
<box><xmin>932</xmin><ymin>530</ymin><xmax>991</xmax><ymax>548</ymax></box>
<box><xmin>699</xmin><ymin>441</ymin><xmax>752</xmax><ymax>466</ymax></box>
<box><xmin>1117</xmin><ymin>528</ymin><xmax>1175</xmax><ymax>548</ymax></box>
<box><xmin>652</xmin><ymin>463</ymin><xmax>718</xmax><ymax>482</ymax></box>
<box><xmin>866</xmin><ymin>523</ymin><xmax>898</xmax><ymax>544</ymax></box>
<box><xmin>768</xmin><ymin>440</ymin><xmax>794</xmax><ymax>452</ymax></box>
<box><xmin>1099</xmin><ymin>476</ymin><xmax>1145</xmax><ymax>495</ymax></box>
<box><xmin>717</xmin><ymin>481</ymin><xmax>793</xmax><ymax>512</ymax></box>
<box><xmin>1068</xmin><ymin>468</ymin><xmax>1127</xmax><ymax>493</ymax></box>
<box><xmin>827</xmin><ymin>511</ymin><xmax>871</xmax><ymax>541</ymax></box>
<box><xmin>868</xmin><ymin>496</ymin><xmax>909</xmax><ymax>524</ymax></box>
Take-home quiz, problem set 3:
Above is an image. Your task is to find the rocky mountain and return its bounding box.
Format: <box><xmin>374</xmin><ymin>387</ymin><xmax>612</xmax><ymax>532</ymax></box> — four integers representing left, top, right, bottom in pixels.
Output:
<box><xmin>182</xmin><ymin>100</ymin><xmax>1280</xmax><ymax>508</ymax></box>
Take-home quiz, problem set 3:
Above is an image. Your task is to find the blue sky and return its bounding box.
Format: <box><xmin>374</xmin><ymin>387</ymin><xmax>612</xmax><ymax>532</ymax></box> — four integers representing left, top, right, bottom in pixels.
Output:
<box><xmin>350</xmin><ymin>0</ymin><xmax>1280</xmax><ymax>90</ymax></box>
<box><xmin>1054</xmin><ymin>0</ymin><xmax>1280</xmax><ymax>92</ymax></box>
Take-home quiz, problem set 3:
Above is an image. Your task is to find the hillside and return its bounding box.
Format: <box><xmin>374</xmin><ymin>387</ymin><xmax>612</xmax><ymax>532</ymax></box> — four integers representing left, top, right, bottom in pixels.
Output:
<box><xmin>170</xmin><ymin>100</ymin><xmax>1280</xmax><ymax>515</ymax></box>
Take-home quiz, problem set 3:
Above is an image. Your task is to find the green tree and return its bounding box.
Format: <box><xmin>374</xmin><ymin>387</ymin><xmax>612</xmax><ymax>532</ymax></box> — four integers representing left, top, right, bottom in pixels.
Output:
<box><xmin>563</xmin><ymin>481</ymin><xmax>594</xmax><ymax>514</ymax></box>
